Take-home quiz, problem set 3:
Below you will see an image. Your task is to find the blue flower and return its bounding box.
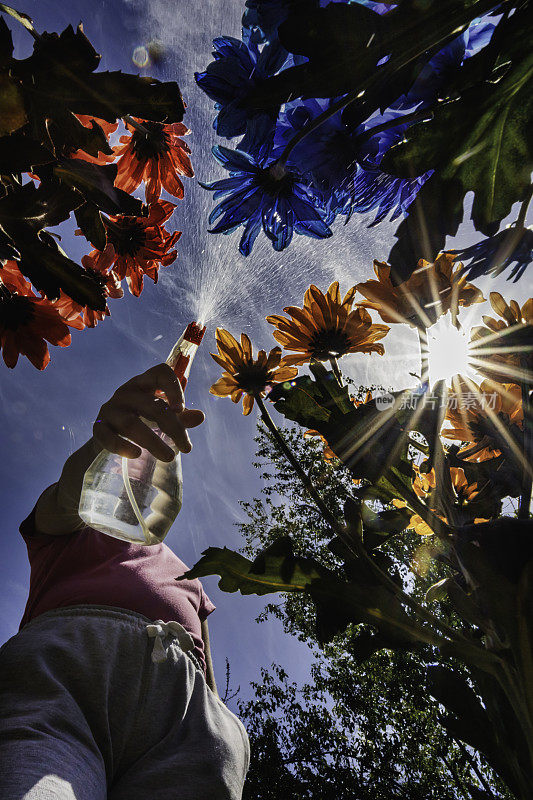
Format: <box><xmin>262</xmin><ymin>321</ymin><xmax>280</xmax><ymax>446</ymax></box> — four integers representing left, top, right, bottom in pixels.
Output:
<box><xmin>452</xmin><ymin>226</ymin><xmax>533</xmax><ymax>282</ymax></box>
<box><xmin>195</xmin><ymin>37</ymin><xmax>286</xmax><ymax>145</ymax></box>
<box><xmin>273</xmin><ymin>98</ymin><xmax>430</xmax><ymax>223</ymax></box>
<box><xmin>394</xmin><ymin>14</ymin><xmax>496</xmax><ymax>110</ymax></box>
<box><xmin>201</xmin><ymin>145</ymin><xmax>332</xmax><ymax>256</ymax></box>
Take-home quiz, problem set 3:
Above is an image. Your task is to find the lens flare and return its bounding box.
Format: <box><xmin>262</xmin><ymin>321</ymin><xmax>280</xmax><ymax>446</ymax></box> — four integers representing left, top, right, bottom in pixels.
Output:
<box><xmin>132</xmin><ymin>46</ymin><xmax>149</xmax><ymax>68</ymax></box>
<box><xmin>427</xmin><ymin>317</ymin><xmax>473</xmax><ymax>385</ymax></box>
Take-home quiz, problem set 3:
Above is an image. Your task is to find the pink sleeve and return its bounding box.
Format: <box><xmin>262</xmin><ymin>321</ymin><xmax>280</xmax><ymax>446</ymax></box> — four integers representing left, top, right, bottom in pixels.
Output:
<box><xmin>199</xmin><ymin>585</ymin><xmax>216</xmax><ymax>621</ymax></box>
<box><xmin>20</xmin><ymin>486</ymin><xmax>78</xmax><ymax>551</ymax></box>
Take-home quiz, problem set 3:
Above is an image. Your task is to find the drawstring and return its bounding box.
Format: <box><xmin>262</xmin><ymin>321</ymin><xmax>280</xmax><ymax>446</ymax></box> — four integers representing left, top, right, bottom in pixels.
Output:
<box><xmin>145</xmin><ymin>620</ymin><xmax>195</xmax><ymax>663</ymax></box>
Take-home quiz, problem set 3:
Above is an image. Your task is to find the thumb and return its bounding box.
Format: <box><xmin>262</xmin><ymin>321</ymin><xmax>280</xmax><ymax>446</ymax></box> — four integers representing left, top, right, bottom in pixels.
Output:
<box><xmin>180</xmin><ymin>408</ymin><xmax>205</xmax><ymax>428</ymax></box>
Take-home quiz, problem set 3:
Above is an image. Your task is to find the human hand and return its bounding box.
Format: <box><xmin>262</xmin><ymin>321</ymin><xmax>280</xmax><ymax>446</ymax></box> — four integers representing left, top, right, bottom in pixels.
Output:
<box><xmin>93</xmin><ymin>364</ymin><xmax>205</xmax><ymax>461</ymax></box>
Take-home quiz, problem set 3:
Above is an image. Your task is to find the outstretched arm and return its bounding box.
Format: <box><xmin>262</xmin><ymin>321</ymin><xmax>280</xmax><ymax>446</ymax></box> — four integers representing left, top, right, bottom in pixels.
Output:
<box><xmin>34</xmin><ymin>364</ymin><xmax>204</xmax><ymax>536</ymax></box>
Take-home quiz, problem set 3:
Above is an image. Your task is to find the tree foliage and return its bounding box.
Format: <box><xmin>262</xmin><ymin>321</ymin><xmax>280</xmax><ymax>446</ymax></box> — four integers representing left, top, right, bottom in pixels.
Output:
<box><xmin>233</xmin><ymin>427</ymin><xmax>510</xmax><ymax>799</ymax></box>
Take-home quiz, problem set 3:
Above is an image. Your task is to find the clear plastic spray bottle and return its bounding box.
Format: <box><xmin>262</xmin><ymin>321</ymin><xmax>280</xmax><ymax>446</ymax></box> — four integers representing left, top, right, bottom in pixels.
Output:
<box><xmin>78</xmin><ymin>321</ymin><xmax>206</xmax><ymax>545</ymax></box>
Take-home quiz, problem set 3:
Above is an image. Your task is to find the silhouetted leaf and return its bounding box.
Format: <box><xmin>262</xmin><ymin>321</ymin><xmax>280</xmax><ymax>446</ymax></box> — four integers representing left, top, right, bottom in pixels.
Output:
<box><xmin>0</xmin><ymin>3</ymin><xmax>35</xmax><ymax>37</ymax></box>
<box><xmin>74</xmin><ymin>202</ymin><xmax>106</xmax><ymax>251</ymax></box>
<box><xmin>0</xmin><ymin>129</ymin><xmax>53</xmax><ymax>172</ymax></box>
<box><xmin>0</xmin><ymin>180</ymin><xmax>80</xmax><ymax>230</ymax></box>
<box><xmin>0</xmin><ymin>15</ymin><xmax>13</xmax><ymax>66</ymax></box>
<box><xmin>17</xmin><ymin>230</ymin><xmax>106</xmax><ymax>309</ymax></box>
<box><xmin>53</xmin><ymin>159</ymin><xmax>143</xmax><ymax>216</ymax></box>
<box><xmin>0</xmin><ymin>72</ymin><xmax>26</xmax><ymax>135</ymax></box>
<box><xmin>32</xmin><ymin>71</ymin><xmax>184</xmax><ymax>124</ymax></box>
<box><xmin>177</xmin><ymin>543</ymin><xmax>326</xmax><ymax>596</ymax></box>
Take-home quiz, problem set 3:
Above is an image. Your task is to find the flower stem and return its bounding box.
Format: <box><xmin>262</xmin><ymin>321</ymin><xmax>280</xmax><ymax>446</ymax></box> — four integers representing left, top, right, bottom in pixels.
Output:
<box><xmin>329</xmin><ymin>357</ymin><xmax>343</xmax><ymax>386</ymax></box>
<box><xmin>518</xmin><ymin>367</ymin><xmax>532</xmax><ymax>519</ymax></box>
<box><xmin>417</xmin><ymin>326</ymin><xmax>430</xmax><ymax>387</ymax></box>
<box><xmin>516</xmin><ymin>184</ymin><xmax>533</xmax><ymax>228</ymax></box>
<box><xmin>123</xmin><ymin>115</ymin><xmax>151</xmax><ymax>136</ymax></box>
<box><xmin>255</xmin><ymin>395</ymin><xmax>344</xmax><ymax>538</ymax></box>
<box><xmin>255</xmin><ymin>396</ymin><xmax>483</xmax><ymax>654</ymax></box>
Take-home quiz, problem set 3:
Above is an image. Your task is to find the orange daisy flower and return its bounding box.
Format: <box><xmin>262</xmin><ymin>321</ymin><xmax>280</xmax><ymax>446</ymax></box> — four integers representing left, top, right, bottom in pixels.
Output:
<box><xmin>210</xmin><ymin>328</ymin><xmax>298</xmax><ymax>415</ymax></box>
<box><xmin>356</xmin><ymin>253</ymin><xmax>484</xmax><ymax>329</ymax></box>
<box><xmin>266</xmin><ymin>281</ymin><xmax>389</xmax><ymax>366</ymax></box>
<box><xmin>0</xmin><ymin>282</ymin><xmax>74</xmax><ymax>370</ymax></box>
<box><xmin>0</xmin><ymin>259</ymin><xmax>34</xmax><ymax>296</ymax></box>
<box><xmin>1</xmin><ymin>260</ymin><xmax>86</xmax><ymax>330</ymax></box>
<box><xmin>52</xmin><ymin>268</ymin><xmax>123</xmax><ymax>329</ymax></box>
<box><xmin>70</xmin><ymin>115</ymin><xmax>118</xmax><ymax>164</ymax></box>
<box><xmin>470</xmin><ymin>292</ymin><xmax>533</xmax><ymax>384</ymax></box>
<box><xmin>393</xmin><ymin>466</ymin><xmax>484</xmax><ymax>535</ymax></box>
<box><xmin>113</xmin><ymin>119</ymin><xmax>194</xmax><ymax>203</ymax></box>
<box><xmin>442</xmin><ymin>376</ymin><xmax>523</xmax><ymax>461</ymax></box>
<box><xmin>81</xmin><ymin>201</ymin><xmax>181</xmax><ymax>297</ymax></box>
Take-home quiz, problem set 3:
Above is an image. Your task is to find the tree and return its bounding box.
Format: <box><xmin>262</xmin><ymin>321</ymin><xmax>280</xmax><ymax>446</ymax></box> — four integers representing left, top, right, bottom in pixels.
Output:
<box><xmin>236</xmin><ymin>426</ymin><xmax>510</xmax><ymax>799</ymax></box>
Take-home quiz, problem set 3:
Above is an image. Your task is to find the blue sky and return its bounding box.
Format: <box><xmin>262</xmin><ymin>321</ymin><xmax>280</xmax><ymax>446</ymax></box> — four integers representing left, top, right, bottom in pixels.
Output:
<box><xmin>0</xmin><ymin>0</ymin><xmax>531</xmax><ymax>711</ymax></box>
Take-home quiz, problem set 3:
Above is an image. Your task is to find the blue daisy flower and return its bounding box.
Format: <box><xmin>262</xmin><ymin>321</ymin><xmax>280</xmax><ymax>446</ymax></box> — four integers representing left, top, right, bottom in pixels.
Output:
<box><xmin>272</xmin><ymin>98</ymin><xmax>430</xmax><ymax>223</ymax></box>
<box><xmin>195</xmin><ymin>36</ymin><xmax>286</xmax><ymax>145</ymax></box>
<box><xmin>201</xmin><ymin>145</ymin><xmax>332</xmax><ymax>256</ymax></box>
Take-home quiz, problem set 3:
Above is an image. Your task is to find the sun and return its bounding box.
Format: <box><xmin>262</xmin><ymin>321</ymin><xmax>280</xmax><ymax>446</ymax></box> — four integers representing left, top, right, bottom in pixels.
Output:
<box><xmin>427</xmin><ymin>317</ymin><xmax>474</xmax><ymax>385</ymax></box>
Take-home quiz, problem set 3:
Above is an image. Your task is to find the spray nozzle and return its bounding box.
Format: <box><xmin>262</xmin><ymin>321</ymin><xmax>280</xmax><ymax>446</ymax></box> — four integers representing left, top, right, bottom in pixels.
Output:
<box><xmin>183</xmin><ymin>321</ymin><xmax>206</xmax><ymax>345</ymax></box>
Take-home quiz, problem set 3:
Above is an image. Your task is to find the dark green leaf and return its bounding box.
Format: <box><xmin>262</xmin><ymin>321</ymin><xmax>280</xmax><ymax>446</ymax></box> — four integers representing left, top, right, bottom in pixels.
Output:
<box><xmin>269</xmin><ymin>373</ymin><xmax>332</xmax><ymax>429</ymax></box>
<box><xmin>0</xmin><ymin>16</ymin><xmax>13</xmax><ymax>67</ymax></box>
<box><xmin>17</xmin><ymin>230</ymin><xmax>106</xmax><ymax>309</ymax></box>
<box><xmin>46</xmin><ymin>71</ymin><xmax>185</xmax><ymax>124</ymax></box>
<box><xmin>0</xmin><ymin>4</ymin><xmax>35</xmax><ymax>36</ymax></box>
<box><xmin>383</xmin><ymin>53</ymin><xmax>533</xmax><ymax>237</ymax></box>
<box><xmin>0</xmin><ymin>129</ymin><xmax>54</xmax><ymax>173</ymax></box>
<box><xmin>177</xmin><ymin>544</ymin><xmax>326</xmax><ymax>596</ymax></box>
<box><xmin>310</xmin><ymin>572</ymin><xmax>434</xmax><ymax>647</ymax></box>
<box><xmin>0</xmin><ymin>180</ymin><xmax>80</xmax><ymax>230</ymax></box>
<box><xmin>0</xmin><ymin>222</ymin><xmax>18</xmax><ymax>259</ymax></box>
<box><xmin>74</xmin><ymin>202</ymin><xmax>106</xmax><ymax>251</ymax></box>
<box><xmin>45</xmin><ymin>110</ymin><xmax>113</xmax><ymax>159</ymax></box>
<box><xmin>387</xmin><ymin>178</ymin><xmax>464</xmax><ymax>281</ymax></box>
<box><xmin>53</xmin><ymin>159</ymin><xmax>143</xmax><ymax>216</ymax></box>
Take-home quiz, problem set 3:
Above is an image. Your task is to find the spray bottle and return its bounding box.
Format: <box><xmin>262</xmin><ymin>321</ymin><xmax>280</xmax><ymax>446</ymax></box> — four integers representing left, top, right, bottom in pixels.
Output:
<box><xmin>78</xmin><ymin>321</ymin><xmax>206</xmax><ymax>545</ymax></box>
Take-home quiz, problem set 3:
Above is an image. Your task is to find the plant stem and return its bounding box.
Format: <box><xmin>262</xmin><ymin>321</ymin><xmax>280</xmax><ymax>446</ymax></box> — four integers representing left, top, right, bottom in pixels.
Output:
<box><xmin>518</xmin><ymin>366</ymin><xmax>532</xmax><ymax>519</ymax></box>
<box><xmin>418</xmin><ymin>326</ymin><xmax>430</xmax><ymax>387</ymax></box>
<box><xmin>329</xmin><ymin>357</ymin><xmax>343</xmax><ymax>386</ymax></box>
<box><xmin>516</xmin><ymin>184</ymin><xmax>533</xmax><ymax>228</ymax></box>
<box><xmin>255</xmin><ymin>395</ymin><xmax>345</xmax><ymax>539</ymax></box>
<box><xmin>123</xmin><ymin>115</ymin><xmax>151</xmax><ymax>136</ymax></box>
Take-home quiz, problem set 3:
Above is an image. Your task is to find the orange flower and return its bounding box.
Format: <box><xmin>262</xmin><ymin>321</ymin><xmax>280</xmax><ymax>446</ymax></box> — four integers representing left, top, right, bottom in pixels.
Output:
<box><xmin>442</xmin><ymin>376</ymin><xmax>523</xmax><ymax>461</ymax></box>
<box><xmin>470</xmin><ymin>292</ymin><xmax>533</xmax><ymax>383</ymax></box>
<box><xmin>210</xmin><ymin>329</ymin><xmax>298</xmax><ymax>415</ymax></box>
<box><xmin>0</xmin><ymin>259</ymin><xmax>33</xmax><ymax>296</ymax></box>
<box><xmin>266</xmin><ymin>281</ymin><xmax>389</xmax><ymax>366</ymax></box>
<box><xmin>70</xmin><ymin>115</ymin><xmax>118</xmax><ymax>164</ymax></box>
<box><xmin>0</xmin><ymin>282</ymin><xmax>74</xmax><ymax>370</ymax></box>
<box><xmin>113</xmin><ymin>119</ymin><xmax>194</xmax><ymax>203</ymax></box>
<box><xmin>393</xmin><ymin>466</ymin><xmax>483</xmax><ymax>535</ymax></box>
<box><xmin>52</xmin><ymin>268</ymin><xmax>123</xmax><ymax>329</ymax></box>
<box><xmin>81</xmin><ymin>201</ymin><xmax>181</xmax><ymax>297</ymax></box>
<box><xmin>1</xmin><ymin>260</ymin><xmax>86</xmax><ymax>330</ymax></box>
<box><xmin>356</xmin><ymin>252</ymin><xmax>484</xmax><ymax>329</ymax></box>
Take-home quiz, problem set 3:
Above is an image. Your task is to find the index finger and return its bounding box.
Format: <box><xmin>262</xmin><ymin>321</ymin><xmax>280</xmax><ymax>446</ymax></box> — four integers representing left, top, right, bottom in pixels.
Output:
<box><xmin>134</xmin><ymin>364</ymin><xmax>185</xmax><ymax>410</ymax></box>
